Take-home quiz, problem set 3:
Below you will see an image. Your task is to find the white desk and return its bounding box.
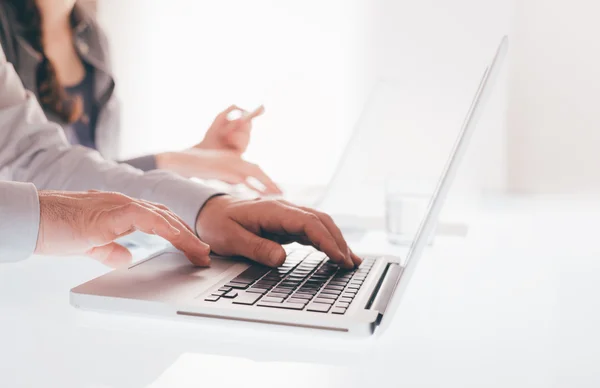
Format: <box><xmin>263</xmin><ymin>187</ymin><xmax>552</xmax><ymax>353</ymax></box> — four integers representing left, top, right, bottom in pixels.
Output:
<box><xmin>1</xmin><ymin>196</ymin><xmax>599</xmax><ymax>388</ymax></box>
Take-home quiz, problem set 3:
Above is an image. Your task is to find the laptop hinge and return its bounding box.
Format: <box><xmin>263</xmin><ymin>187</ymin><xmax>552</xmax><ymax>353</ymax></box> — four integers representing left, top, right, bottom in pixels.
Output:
<box><xmin>366</xmin><ymin>263</ymin><xmax>403</xmax><ymax>316</ymax></box>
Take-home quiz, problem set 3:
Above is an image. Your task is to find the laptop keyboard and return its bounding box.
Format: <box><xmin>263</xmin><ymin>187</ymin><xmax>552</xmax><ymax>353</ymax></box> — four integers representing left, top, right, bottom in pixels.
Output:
<box><xmin>204</xmin><ymin>249</ymin><xmax>375</xmax><ymax>315</ymax></box>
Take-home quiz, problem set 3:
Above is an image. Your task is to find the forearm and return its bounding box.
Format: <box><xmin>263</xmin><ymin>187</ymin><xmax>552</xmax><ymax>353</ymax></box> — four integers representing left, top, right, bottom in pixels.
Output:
<box><xmin>17</xmin><ymin>143</ymin><xmax>217</xmax><ymax>230</ymax></box>
<box><xmin>0</xmin><ymin>45</ymin><xmax>220</xmax><ymax>230</ymax></box>
<box><xmin>0</xmin><ymin>182</ymin><xmax>39</xmax><ymax>262</ymax></box>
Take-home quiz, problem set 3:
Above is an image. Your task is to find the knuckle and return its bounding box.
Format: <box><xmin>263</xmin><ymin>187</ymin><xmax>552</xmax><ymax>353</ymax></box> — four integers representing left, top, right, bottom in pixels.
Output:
<box><xmin>155</xmin><ymin>203</ymin><xmax>170</xmax><ymax>211</ymax></box>
<box><xmin>108</xmin><ymin>191</ymin><xmax>129</xmax><ymax>201</ymax></box>
<box><xmin>305</xmin><ymin>212</ymin><xmax>321</xmax><ymax>224</ymax></box>
<box><xmin>124</xmin><ymin>202</ymin><xmax>145</xmax><ymax>214</ymax></box>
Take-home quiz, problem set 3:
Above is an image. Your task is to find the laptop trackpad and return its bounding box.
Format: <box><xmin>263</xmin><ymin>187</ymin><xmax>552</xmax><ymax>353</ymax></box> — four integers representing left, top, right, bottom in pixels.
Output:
<box><xmin>95</xmin><ymin>251</ymin><xmax>242</xmax><ymax>303</ymax></box>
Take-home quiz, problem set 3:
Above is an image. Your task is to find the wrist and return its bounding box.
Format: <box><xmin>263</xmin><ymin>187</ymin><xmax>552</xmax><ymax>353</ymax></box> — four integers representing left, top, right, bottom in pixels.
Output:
<box><xmin>194</xmin><ymin>194</ymin><xmax>231</xmax><ymax>236</ymax></box>
<box><xmin>34</xmin><ymin>192</ymin><xmax>48</xmax><ymax>254</ymax></box>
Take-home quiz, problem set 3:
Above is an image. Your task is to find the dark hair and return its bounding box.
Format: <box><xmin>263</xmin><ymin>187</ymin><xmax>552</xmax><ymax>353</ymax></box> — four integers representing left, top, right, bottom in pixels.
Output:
<box><xmin>5</xmin><ymin>0</ymin><xmax>83</xmax><ymax>123</ymax></box>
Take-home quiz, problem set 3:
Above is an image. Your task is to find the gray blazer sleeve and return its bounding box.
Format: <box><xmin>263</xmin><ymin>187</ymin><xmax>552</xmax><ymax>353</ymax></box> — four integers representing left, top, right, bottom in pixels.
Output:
<box><xmin>0</xmin><ymin>44</ymin><xmax>221</xmax><ymax>262</ymax></box>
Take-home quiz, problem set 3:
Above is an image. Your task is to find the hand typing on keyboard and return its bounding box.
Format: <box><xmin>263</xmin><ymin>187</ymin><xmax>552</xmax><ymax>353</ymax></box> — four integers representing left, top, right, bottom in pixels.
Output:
<box><xmin>195</xmin><ymin>196</ymin><xmax>361</xmax><ymax>269</ymax></box>
<box><xmin>205</xmin><ymin>249</ymin><xmax>375</xmax><ymax>314</ymax></box>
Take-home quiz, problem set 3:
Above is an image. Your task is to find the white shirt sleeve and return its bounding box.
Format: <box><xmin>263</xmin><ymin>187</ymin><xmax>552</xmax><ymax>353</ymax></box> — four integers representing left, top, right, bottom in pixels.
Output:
<box><xmin>0</xmin><ymin>181</ymin><xmax>39</xmax><ymax>262</ymax></box>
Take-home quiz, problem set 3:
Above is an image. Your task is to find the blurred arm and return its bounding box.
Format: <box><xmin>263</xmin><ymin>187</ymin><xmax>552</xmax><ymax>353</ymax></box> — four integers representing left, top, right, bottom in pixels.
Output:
<box><xmin>0</xmin><ymin>43</ymin><xmax>221</xmax><ymax>261</ymax></box>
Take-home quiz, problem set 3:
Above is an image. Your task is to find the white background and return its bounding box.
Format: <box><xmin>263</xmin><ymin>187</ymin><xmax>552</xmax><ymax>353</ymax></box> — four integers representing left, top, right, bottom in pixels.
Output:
<box><xmin>97</xmin><ymin>0</ymin><xmax>600</xmax><ymax>195</ymax></box>
<box><xmin>97</xmin><ymin>0</ymin><xmax>510</xmax><ymax>192</ymax></box>
<box><xmin>507</xmin><ymin>0</ymin><xmax>600</xmax><ymax>195</ymax></box>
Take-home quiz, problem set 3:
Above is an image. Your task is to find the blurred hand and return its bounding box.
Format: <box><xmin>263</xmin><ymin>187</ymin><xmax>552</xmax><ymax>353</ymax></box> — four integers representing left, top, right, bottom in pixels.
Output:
<box><xmin>35</xmin><ymin>190</ymin><xmax>211</xmax><ymax>268</ymax></box>
<box><xmin>156</xmin><ymin>148</ymin><xmax>282</xmax><ymax>195</ymax></box>
<box><xmin>196</xmin><ymin>196</ymin><xmax>362</xmax><ymax>269</ymax></box>
<box><xmin>196</xmin><ymin>105</ymin><xmax>265</xmax><ymax>155</ymax></box>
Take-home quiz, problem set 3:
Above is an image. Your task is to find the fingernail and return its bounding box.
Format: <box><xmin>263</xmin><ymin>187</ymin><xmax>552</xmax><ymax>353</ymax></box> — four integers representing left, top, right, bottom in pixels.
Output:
<box><xmin>171</xmin><ymin>226</ymin><xmax>181</xmax><ymax>235</ymax></box>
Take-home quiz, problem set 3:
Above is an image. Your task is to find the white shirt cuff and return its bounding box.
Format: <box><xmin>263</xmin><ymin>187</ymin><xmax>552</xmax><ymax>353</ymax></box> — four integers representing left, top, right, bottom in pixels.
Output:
<box><xmin>0</xmin><ymin>181</ymin><xmax>39</xmax><ymax>262</ymax></box>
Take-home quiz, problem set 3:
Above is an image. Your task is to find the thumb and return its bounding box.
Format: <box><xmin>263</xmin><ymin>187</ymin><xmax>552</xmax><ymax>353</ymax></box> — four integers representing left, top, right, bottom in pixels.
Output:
<box><xmin>232</xmin><ymin>225</ymin><xmax>286</xmax><ymax>267</ymax></box>
<box><xmin>221</xmin><ymin>105</ymin><xmax>245</xmax><ymax>121</ymax></box>
<box><xmin>86</xmin><ymin>243</ymin><xmax>133</xmax><ymax>269</ymax></box>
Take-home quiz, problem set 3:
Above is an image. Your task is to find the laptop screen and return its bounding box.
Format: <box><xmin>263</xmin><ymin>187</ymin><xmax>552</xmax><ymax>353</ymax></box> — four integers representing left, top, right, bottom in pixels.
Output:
<box><xmin>377</xmin><ymin>36</ymin><xmax>509</xmax><ymax>333</ymax></box>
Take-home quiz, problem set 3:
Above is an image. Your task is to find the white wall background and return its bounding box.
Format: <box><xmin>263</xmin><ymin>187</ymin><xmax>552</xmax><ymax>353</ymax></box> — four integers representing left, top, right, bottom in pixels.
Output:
<box><xmin>508</xmin><ymin>0</ymin><xmax>600</xmax><ymax>195</ymax></box>
<box><xmin>98</xmin><ymin>0</ymin><xmax>370</xmax><ymax>186</ymax></box>
<box><xmin>97</xmin><ymin>0</ymin><xmax>511</xmax><ymax>192</ymax></box>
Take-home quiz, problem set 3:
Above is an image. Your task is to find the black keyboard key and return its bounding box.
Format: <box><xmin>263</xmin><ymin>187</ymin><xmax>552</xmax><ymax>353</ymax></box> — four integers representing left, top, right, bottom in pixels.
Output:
<box><xmin>347</xmin><ymin>284</ymin><xmax>360</xmax><ymax>290</ymax></box>
<box><xmin>258</xmin><ymin>302</ymin><xmax>305</xmax><ymax>310</ymax></box>
<box><xmin>211</xmin><ymin>291</ymin><xmax>226</xmax><ymax>297</ymax></box>
<box><xmin>324</xmin><ymin>285</ymin><xmax>344</xmax><ymax>291</ymax></box>
<box><xmin>303</xmin><ymin>283</ymin><xmax>324</xmax><ymax>289</ymax></box>
<box><xmin>255</xmin><ymin>281</ymin><xmax>278</xmax><ymax>288</ymax></box>
<box><xmin>320</xmin><ymin>289</ymin><xmax>342</xmax><ymax>296</ymax></box>
<box><xmin>261</xmin><ymin>296</ymin><xmax>285</xmax><ymax>303</ymax></box>
<box><xmin>232</xmin><ymin>292</ymin><xmax>262</xmax><ymax>305</ymax></box>
<box><xmin>313</xmin><ymin>298</ymin><xmax>335</xmax><ymax>305</ymax></box>
<box><xmin>247</xmin><ymin>288</ymin><xmax>268</xmax><ymax>294</ymax></box>
<box><xmin>287</xmin><ymin>298</ymin><xmax>309</xmax><ymax>305</ymax></box>
<box><xmin>334</xmin><ymin>273</ymin><xmax>352</xmax><ymax>278</ymax></box>
<box><xmin>317</xmin><ymin>293</ymin><xmax>338</xmax><ymax>300</ymax></box>
<box><xmin>300</xmin><ymin>285</ymin><xmax>321</xmax><ymax>290</ymax></box>
<box><xmin>336</xmin><ymin>301</ymin><xmax>350</xmax><ymax>308</ymax></box>
<box><xmin>293</xmin><ymin>271</ymin><xmax>312</xmax><ymax>276</ymax></box>
<box><xmin>224</xmin><ymin>283</ymin><xmax>249</xmax><ymax>289</ymax></box>
<box><xmin>307</xmin><ymin>303</ymin><xmax>331</xmax><ymax>313</ymax></box>
<box><xmin>309</xmin><ymin>283</ymin><xmax>327</xmax><ymax>288</ymax></box>
<box><xmin>298</xmin><ymin>285</ymin><xmax>317</xmax><ymax>290</ymax></box>
<box><xmin>278</xmin><ymin>282</ymin><xmax>299</xmax><ymax>288</ymax></box>
<box><xmin>339</xmin><ymin>297</ymin><xmax>353</xmax><ymax>303</ymax></box>
<box><xmin>263</xmin><ymin>275</ymin><xmax>285</xmax><ymax>281</ymax></box>
<box><xmin>305</xmin><ymin>278</ymin><xmax>324</xmax><ymax>282</ymax></box>
<box><xmin>204</xmin><ymin>295</ymin><xmax>220</xmax><ymax>302</ymax></box>
<box><xmin>273</xmin><ymin>285</ymin><xmax>294</xmax><ymax>291</ymax></box>
<box><xmin>268</xmin><ymin>292</ymin><xmax>289</xmax><ymax>299</ymax></box>
<box><xmin>290</xmin><ymin>293</ymin><xmax>313</xmax><ymax>300</ymax></box>
<box><xmin>331</xmin><ymin>307</ymin><xmax>347</xmax><ymax>315</ymax></box>
<box><xmin>234</xmin><ymin>265</ymin><xmax>269</xmax><ymax>280</ymax></box>
<box><xmin>218</xmin><ymin>287</ymin><xmax>232</xmax><ymax>293</ymax></box>
<box><xmin>230</xmin><ymin>279</ymin><xmax>252</xmax><ymax>285</ymax></box>
<box><xmin>328</xmin><ymin>281</ymin><xmax>347</xmax><ymax>287</ymax></box>
<box><xmin>344</xmin><ymin>289</ymin><xmax>358</xmax><ymax>295</ymax></box>
<box><xmin>223</xmin><ymin>290</ymin><xmax>238</xmax><ymax>298</ymax></box>
<box><xmin>271</xmin><ymin>291</ymin><xmax>293</xmax><ymax>297</ymax></box>
<box><xmin>228</xmin><ymin>279</ymin><xmax>252</xmax><ymax>286</ymax></box>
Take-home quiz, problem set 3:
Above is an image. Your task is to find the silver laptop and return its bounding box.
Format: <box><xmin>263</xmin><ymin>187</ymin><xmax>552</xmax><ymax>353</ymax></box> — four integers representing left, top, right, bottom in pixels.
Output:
<box><xmin>71</xmin><ymin>37</ymin><xmax>508</xmax><ymax>336</ymax></box>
